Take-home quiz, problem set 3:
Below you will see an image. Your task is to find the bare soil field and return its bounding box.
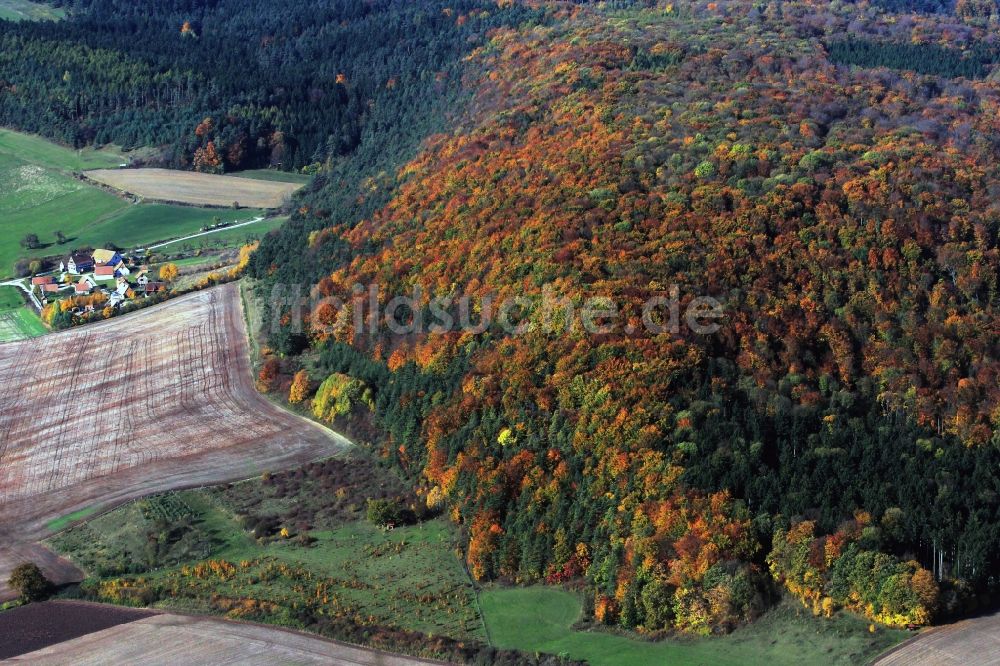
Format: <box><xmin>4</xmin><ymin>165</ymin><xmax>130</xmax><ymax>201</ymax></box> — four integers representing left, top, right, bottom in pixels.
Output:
<box><xmin>0</xmin><ymin>283</ymin><xmax>348</xmax><ymax>600</ymax></box>
<box><xmin>0</xmin><ymin>601</ymin><xmax>153</xmax><ymax>659</ymax></box>
<box><xmin>6</xmin><ymin>612</ymin><xmax>443</xmax><ymax>665</ymax></box>
<box><xmin>874</xmin><ymin>611</ymin><xmax>1000</xmax><ymax>665</ymax></box>
<box><xmin>84</xmin><ymin>168</ymin><xmax>302</xmax><ymax>208</ymax></box>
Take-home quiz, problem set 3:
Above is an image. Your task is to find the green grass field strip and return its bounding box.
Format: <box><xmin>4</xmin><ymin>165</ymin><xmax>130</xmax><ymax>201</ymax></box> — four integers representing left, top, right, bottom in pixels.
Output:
<box><xmin>229</xmin><ymin>169</ymin><xmax>312</xmax><ymax>184</ymax></box>
<box><xmin>11</xmin><ymin>309</ymin><xmax>46</xmax><ymax>336</ymax></box>
<box><xmin>47</xmin><ymin>505</ymin><xmax>100</xmax><ymax>532</ymax></box>
<box><xmin>479</xmin><ymin>587</ymin><xmax>908</xmax><ymax>666</ymax></box>
<box><xmin>0</xmin><ymin>129</ymin><xmax>120</xmax><ymax>171</ymax></box>
<box><xmin>0</xmin><ymin>285</ymin><xmax>25</xmax><ymax>309</ymax></box>
<box><xmin>141</xmin><ymin>213</ymin><xmax>272</xmax><ymax>251</ymax></box>
<box><xmin>0</xmin><ymin>309</ymin><xmax>47</xmax><ymax>342</ymax></box>
<box><xmin>80</xmin><ymin>205</ymin><xmax>266</xmax><ymax>250</ymax></box>
<box><xmin>152</xmin><ymin>256</ymin><xmax>223</xmax><ymax>269</ymax></box>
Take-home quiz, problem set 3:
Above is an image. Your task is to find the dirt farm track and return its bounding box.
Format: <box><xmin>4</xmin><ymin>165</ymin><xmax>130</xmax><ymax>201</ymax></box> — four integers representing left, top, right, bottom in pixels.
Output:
<box><xmin>0</xmin><ymin>283</ymin><xmax>348</xmax><ymax>600</ymax></box>
<box><xmin>84</xmin><ymin>168</ymin><xmax>302</xmax><ymax>208</ymax></box>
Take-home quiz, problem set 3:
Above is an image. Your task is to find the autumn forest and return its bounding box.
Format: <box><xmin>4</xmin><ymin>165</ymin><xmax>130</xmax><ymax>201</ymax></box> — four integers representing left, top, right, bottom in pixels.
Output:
<box><xmin>252</xmin><ymin>0</ymin><xmax>1000</xmax><ymax>633</ymax></box>
<box><xmin>4</xmin><ymin>0</ymin><xmax>1000</xmax><ymax>648</ymax></box>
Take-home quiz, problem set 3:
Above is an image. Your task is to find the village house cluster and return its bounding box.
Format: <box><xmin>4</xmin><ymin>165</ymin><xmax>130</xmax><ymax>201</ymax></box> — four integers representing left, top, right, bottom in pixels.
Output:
<box><xmin>30</xmin><ymin>248</ymin><xmax>167</xmax><ymax>314</ymax></box>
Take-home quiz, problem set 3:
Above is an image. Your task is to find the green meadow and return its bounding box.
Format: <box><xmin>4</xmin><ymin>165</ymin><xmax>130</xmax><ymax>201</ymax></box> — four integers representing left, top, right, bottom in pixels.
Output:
<box><xmin>78</xmin><ymin>205</ymin><xmax>265</xmax><ymax>251</ymax></box>
<box><xmin>49</xmin><ymin>489</ymin><xmax>485</xmax><ymax>641</ymax></box>
<box><xmin>0</xmin><ymin>129</ymin><xmax>266</xmax><ymax>276</ymax></box>
<box><xmin>0</xmin><ymin>129</ymin><xmax>122</xmax><ymax>170</ymax></box>
<box><xmin>480</xmin><ymin>586</ymin><xmax>907</xmax><ymax>666</ymax></box>
<box><xmin>154</xmin><ymin>217</ymin><xmax>285</xmax><ymax>252</ymax></box>
<box><xmin>46</xmin><ymin>505</ymin><xmax>101</xmax><ymax>532</ymax></box>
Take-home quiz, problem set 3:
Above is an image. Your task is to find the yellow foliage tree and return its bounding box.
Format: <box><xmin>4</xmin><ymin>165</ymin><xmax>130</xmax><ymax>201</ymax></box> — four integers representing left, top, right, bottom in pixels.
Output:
<box><xmin>235</xmin><ymin>241</ymin><xmax>260</xmax><ymax>275</ymax></box>
<box><xmin>288</xmin><ymin>369</ymin><xmax>310</xmax><ymax>404</ymax></box>
<box><xmin>312</xmin><ymin>373</ymin><xmax>369</xmax><ymax>421</ymax></box>
<box><xmin>159</xmin><ymin>263</ymin><xmax>179</xmax><ymax>282</ymax></box>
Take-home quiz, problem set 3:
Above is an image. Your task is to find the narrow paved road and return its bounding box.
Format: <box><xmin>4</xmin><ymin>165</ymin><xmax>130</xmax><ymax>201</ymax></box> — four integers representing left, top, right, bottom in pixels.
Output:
<box><xmin>140</xmin><ymin>216</ymin><xmax>265</xmax><ymax>251</ymax></box>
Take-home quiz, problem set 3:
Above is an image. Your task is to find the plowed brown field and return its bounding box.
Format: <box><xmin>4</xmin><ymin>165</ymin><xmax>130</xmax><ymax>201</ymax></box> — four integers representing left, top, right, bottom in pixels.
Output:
<box><xmin>874</xmin><ymin>611</ymin><xmax>1000</xmax><ymax>666</ymax></box>
<box><xmin>0</xmin><ymin>283</ymin><xmax>347</xmax><ymax>600</ymax></box>
<box><xmin>5</xmin><ymin>611</ymin><xmax>444</xmax><ymax>665</ymax></box>
<box><xmin>84</xmin><ymin>168</ymin><xmax>302</xmax><ymax>208</ymax></box>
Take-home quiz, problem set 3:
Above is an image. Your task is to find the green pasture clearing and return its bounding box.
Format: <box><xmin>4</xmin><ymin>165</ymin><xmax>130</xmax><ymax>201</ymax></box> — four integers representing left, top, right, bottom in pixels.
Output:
<box><xmin>480</xmin><ymin>586</ymin><xmax>907</xmax><ymax>666</ymax></box>
<box><xmin>148</xmin><ymin>216</ymin><xmax>282</xmax><ymax>253</ymax></box>
<box><xmin>150</xmin><ymin>256</ymin><xmax>221</xmax><ymax>270</ymax></box>
<box><xmin>230</xmin><ymin>169</ymin><xmax>312</xmax><ymax>184</ymax></box>
<box><xmin>0</xmin><ymin>0</ymin><xmax>65</xmax><ymax>21</ymax></box>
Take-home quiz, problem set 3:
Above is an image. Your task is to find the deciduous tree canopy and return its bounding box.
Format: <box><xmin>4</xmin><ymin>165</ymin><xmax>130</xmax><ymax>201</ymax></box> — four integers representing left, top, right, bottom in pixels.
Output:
<box><xmin>249</xmin><ymin>0</ymin><xmax>1000</xmax><ymax>633</ymax></box>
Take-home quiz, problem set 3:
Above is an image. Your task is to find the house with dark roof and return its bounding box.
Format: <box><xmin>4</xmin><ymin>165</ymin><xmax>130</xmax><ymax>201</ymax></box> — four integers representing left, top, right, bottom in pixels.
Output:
<box><xmin>137</xmin><ymin>282</ymin><xmax>167</xmax><ymax>297</ymax></box>
<box><xmin>64</xmin><ymin>253</ymin><xmax>95</xmax><ymax>275</ymax></box>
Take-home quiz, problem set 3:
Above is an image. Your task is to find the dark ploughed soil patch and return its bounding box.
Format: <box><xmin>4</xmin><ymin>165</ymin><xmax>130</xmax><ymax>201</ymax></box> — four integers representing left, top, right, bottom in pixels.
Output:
<box><xmin>0</xmin><ymin>600</ymin><xmax>155</xmax><ymax>659</ymax></box>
